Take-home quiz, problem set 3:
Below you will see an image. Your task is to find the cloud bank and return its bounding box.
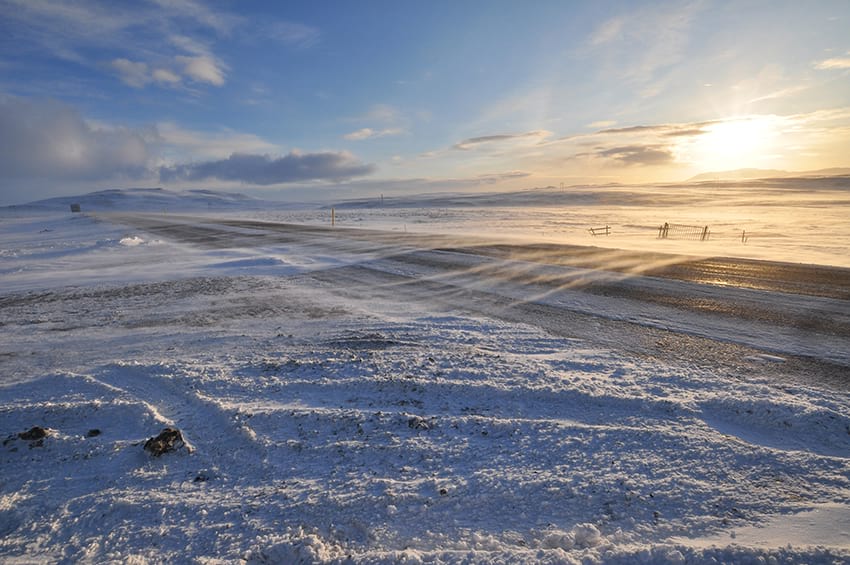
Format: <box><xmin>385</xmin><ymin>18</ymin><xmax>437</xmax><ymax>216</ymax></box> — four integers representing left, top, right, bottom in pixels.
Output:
<box><xmin>0</xmin><ymin>96</ymin><xmax>151</xmax><ymax>181</ymax></box>
<box><xmin>0</xmin><ymin>97</ymin><xmax>376</xmax><ymax>204</ymax></box>
<box><xmin>159</xmin><ymin>152</ymin><xmax>376</xmax><ymax>185</ymax></box>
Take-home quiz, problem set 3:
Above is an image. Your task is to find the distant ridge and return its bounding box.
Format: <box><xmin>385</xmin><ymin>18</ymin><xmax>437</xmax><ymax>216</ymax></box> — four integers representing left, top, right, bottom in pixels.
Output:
<box><xmin>4</xmin><ymin>187</ymin><xmax>279</xmax><ymax>212</ymax></box>
<box><xmin>688</xmin><ymin>167</ymin><xmax>850</xmax><ymax>182</ymax></box>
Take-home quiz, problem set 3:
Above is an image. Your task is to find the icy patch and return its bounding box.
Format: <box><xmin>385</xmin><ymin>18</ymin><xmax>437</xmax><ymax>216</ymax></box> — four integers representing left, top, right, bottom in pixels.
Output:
<box><xmin>672</xmin><ymin>504</ymin><xmax>850</xmax><ymax>550</ymax></box>
<box><xmin>209</xmin><ymin>257</ymin><xmax>287</xmax><ymax>269</ymax></box>
<box><xmin>119</xmin><ymin>235</ymin><xmax>146</xmax><ymax>246</ymax></box>
<box><xmin>744</xmin><ymin>353</ymin><xmax>786</xmax><ymax>364</ymax></box>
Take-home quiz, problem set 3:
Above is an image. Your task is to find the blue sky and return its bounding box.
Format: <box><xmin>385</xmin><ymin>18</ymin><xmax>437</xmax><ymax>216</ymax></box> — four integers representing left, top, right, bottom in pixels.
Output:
<box><xmin>1</xmin><ymin>0</ymin><xmax>849</xmax><ymax>205</ymax></box>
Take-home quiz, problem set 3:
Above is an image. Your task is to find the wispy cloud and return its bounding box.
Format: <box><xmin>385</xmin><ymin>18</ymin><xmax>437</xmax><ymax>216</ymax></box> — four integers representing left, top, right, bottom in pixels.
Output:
<box><xmin>265</xmin><ymin>21</ymin><xmax>321</xmax><ymax>48</ymax></box>
<box><xmin>110</xmin><ymin>58</ymin><xmax>152</xmax><ymax>88</ymax></box>
<box><xmin>110</xmin><ymin>58</ymin><xmax>187</xmax><ymax>88</ymax></box>
<box><xmin>159</xmin><ymin>151</ymin><xmax>375</xmax><ymax>185</ymax></box>
<box><xmin>175</xmin><ymin>55</ymin><xmax>227</xmax><ymax>86</ymax></box>
<box><xmin>587</xmin><ymin>144</ymin><xmax>675</xmax><ymax>166</ymax></box>
<box><xmin>453</xmin><ymin>130</ymin><xmax>551</xmax><ymax>150</ymax></box>
<box><xmin>589</xmin><ymin>17</ymin><xmax>624</xmax><ymax>46</ymax></box>
<box><xmin>0</xmin><ymin>0</ymin><xmax>314</xmax><ymax>91</ymax></box>
<box><xmin>814</xmin><ymin>53</ymin><xmax>850</xmax><ymax>70</ymax></box>
<box><xmin>476</xmin><ymin>171</ymin><xmax>532</xmax><ymax>184</ymax></box>
<box><xmin>343</xmin><ymin>128</ymin><xmax>404</xmax><ymax>141</ymax></box>
<box><xmin>156</xmin><ymin>122</ymin><xmax>279</xmax><ymax>161</ymax></box>
<box><xmin>344</xmin><ymin>104</ymin><xmax>412</xmax><ymax>142</ymax></box>
<box><xmin>152</xmin><ymin>68</ymin><xmax>181</xmax><ymax>85</ymax></box>
<box><xmin>585</xmin><ymin>3</ymin><xmax>701</xmax><ymax>93</ymax></box>
<box><xmin>150</xmin><ymin>0</ymin><xmax>241</xmax><ymax>35</ymax></box>
<box><xmin>747</xmin><ymin>85</ymin><xmax>809</xmax><ymax>105</ymax></box>
<box><xmin>346</xmin><ymin>104</ymin><xmax>408</xmax><ymax>127</ymax></box>
<box><xmin>595</xmin><ymin>122</ymin><xmax>716</xmax><ymax>136</ymax></box>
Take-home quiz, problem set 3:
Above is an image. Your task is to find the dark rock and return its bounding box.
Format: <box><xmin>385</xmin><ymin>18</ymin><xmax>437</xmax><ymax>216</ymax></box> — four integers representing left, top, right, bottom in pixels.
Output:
<box><xmin>407</xmin><ymin>416</ymin><xmax>432</xmax><ymax>431</ymax></box>
<box><xmin>143</xmin><ymin>427</ymin><xmax>185</xmax><ymax>456</ymax></box>
<box><xmin>19</xmin><ymin>427</ymin><xmax>48</xmax><ymax>441</ymax></box>
<box><xmin>86</xmin><ymin>429</ymin><xmax>102</xmax><ymax>438</ymax></box>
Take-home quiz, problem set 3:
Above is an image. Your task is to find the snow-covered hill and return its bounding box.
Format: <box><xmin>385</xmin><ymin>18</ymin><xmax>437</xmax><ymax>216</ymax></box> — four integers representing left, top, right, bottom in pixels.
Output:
<box><xmin>4</xmin><ymin>187</ymin><xmax>281</xmax><ymax>213</ymax></box>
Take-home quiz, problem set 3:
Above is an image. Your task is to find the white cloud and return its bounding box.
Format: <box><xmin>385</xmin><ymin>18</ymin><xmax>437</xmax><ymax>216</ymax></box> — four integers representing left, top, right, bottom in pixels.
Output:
<box><xmin>266</xmin><ymin>21</ymin><xmax>321</xmax><ymax>48</ymax></box>
<box><xmin>110</xmin><ymin>58</ymin><xmax>151</xmax><ymax>88</ymax></box>
<box><xmin>176</xmin><ymin>55</ymin><xmax>227</xmax><ymax>86</ymax></box>
<box><xmin>747</xmin><ymin>85</ymin><xmax>808</xmax><ymax>105</ymax></box>
<box><xmin>814</xmin><ymin>54</ymin><xmax>850</xmax><ymax>70</ymax></box>
<box><xmin>152</xmin><ymin>68</ymin><xmax>181</xmax><ymax>85</ymax></box>
<box><xmin>110</xmin><ymin>58</ymin><xmax>188</xmax><ymax>89</ymax></box>
<box><xmin>1</xmin><ymin>0</ymin><xmax>312</xmax><ymax>92</ymax></box>
<box><xmin>589</xmin><ymin>17</ymin><xmax>624</xmax><ymax>46</ymax></box>
<box><xmin>587</xmin><ymin>120</ymin><xmax>618</xmax><ymax>129</ymax></box>
<box><xmin>585</xmin><ymin>3</ymin><xmax>701</xmax><ymax>88</ymax></box>
<box><xmin>156</xmin><ymin>122</ymin><xmax>280</xmax><ymax>161</ymax></box>
<box><xmin>168</xmin><ymin>34</ymin><xmax>210</xmax><ymax>57</ymax></box>
<box><xmin>343</xmin><ymin>128</ymin><xmax>404</xmax><ymax>141</ymax></box>
<box><xmin>351</xmin><ymin>104</ymin><xmax>404</xmax><ymax>124</ymax></box>
<box><xmin>150</xmin><ymin>0</ymin><xmax>241</xmax><ymax>35</ymax></box>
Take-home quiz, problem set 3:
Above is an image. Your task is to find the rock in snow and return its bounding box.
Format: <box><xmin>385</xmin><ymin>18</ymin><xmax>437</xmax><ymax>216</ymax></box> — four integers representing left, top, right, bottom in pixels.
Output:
<box><xmin>18</xmin><ymin>426</ymin><xmax>48</xmax><ymax>441</ymax></box>
<box><xmin>143</xmin><ymin>427</ymin><xmax>186</xmax><ymax>456</ymax></box>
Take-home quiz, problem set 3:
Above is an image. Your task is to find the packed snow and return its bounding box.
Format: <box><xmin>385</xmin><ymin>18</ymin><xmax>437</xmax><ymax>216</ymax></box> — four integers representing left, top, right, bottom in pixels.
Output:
<box><xmin>1</xmin><ymin>185</ymin><xmax>849</xmax><ymax>563</ymax></box>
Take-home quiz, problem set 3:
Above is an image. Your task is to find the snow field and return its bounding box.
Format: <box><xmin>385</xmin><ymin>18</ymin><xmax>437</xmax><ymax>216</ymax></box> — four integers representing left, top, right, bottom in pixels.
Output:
<box><xmin>2</xmin><ymin>277</ymin><xmax>849</xmax><ymax>562</ymax></box>
<box><xmin>1</xmin><ymin>209</ymin><xmax>849</xmax><ymax>563</ymax></box>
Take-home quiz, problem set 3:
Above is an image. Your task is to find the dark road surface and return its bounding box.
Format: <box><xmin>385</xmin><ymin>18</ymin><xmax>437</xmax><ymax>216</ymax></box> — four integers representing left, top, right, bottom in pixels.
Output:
<box><xmin>104</xmin><ymin>213</ymin><xmax>850</xmax><ymax>386</ymax></box>
<box><xmin>106</xmin><ymin>213</ymin><xmax>850</xmax><ymax>300</ymax></box>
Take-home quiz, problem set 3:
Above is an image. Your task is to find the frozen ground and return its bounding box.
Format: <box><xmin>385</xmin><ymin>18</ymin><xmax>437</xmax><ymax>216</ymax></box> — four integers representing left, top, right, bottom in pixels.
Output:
<box><xmin>1</xmin><ymin>188</ymin><xmax>849</xmax><ymax>563</ymax></box>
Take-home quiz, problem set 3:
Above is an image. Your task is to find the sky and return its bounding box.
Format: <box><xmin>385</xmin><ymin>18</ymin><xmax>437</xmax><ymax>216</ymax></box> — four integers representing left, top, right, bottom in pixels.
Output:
<box><xmin>0</xmin><ymin>0</ymin><xmax>849</xmax><ymax>205</ymax></box>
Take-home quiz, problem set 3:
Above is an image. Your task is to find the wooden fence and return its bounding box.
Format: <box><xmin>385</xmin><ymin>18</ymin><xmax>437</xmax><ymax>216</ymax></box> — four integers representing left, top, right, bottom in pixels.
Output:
<box><xmin>657</xmin><ymin>222</ymin><xmax>710</xmax><ymax>241</ymax></box>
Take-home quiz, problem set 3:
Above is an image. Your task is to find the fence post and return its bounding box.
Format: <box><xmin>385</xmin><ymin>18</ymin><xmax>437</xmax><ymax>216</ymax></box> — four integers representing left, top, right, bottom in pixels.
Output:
<box><xmin>331</xmin><ymin>208</ymin><xmax>335</xmax><ymax>227</ymax></box>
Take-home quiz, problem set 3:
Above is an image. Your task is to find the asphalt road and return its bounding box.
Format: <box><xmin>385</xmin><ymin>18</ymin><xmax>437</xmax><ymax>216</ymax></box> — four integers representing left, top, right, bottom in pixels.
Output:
<box><xmin>106</xmin><ymin>213</ymin><xmax>850</xmax><ymax>300</ymax></box>
<box><xmin>105</xmin><ymin>213</ymin><xmax>850</xmax><ymax>386</ymax></box>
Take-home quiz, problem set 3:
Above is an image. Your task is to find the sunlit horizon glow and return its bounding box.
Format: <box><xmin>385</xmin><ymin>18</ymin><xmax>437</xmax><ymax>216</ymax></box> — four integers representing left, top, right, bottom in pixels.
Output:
<box><xmin>676</xmin><ymin>116</ymin><xmax>784</xmax><ymax>172</ymax></box>
<box><xmin>0</xmin><ymin>1</ymin><xmax>849</xmax><ymax>205</ymax></box>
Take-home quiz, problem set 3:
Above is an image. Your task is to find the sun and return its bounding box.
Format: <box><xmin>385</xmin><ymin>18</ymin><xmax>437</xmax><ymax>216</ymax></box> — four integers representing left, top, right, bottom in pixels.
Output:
<box><xmin>680</xmin><ymin>116</ymin><xmax>782</xmax><ymax>172</ymax></box>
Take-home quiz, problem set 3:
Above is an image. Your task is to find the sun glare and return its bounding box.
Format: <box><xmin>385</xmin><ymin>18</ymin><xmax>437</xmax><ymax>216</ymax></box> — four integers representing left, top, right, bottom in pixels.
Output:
<box><xmin>681</xmin><ymin>116</ymin><xmax>782</xmax><ymax>172</ymax></box>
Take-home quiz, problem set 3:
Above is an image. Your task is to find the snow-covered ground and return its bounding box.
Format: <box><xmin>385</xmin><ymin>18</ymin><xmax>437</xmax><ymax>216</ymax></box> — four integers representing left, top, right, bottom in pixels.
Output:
<box><xmin>1</xmin><ymin>188</ymin><xmax>849</xmax><ymax>563</ymax></box>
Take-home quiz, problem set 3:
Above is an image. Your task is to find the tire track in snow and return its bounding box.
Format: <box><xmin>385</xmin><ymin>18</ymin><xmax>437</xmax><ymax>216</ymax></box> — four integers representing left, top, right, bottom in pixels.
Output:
<box><xmin>89</xmin><ymin>363</ymin><xmax>271</xmax><ymax>478</ymax></box>
<box><xmin>305</xmin><ymin>264</ymin><xmax>850</xmax><ymax>390</ymax></box>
